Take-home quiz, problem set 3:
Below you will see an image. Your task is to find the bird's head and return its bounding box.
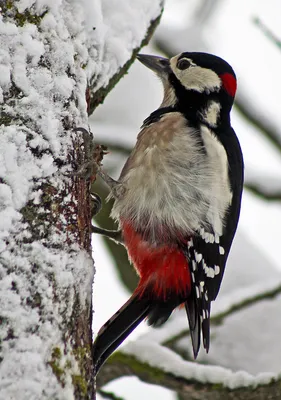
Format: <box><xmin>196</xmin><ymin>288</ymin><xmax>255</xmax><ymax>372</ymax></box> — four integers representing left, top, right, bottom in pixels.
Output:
<box><xmin>137</xmin><ymin>52</ymin><xmax>236</xmax><ymax>125</ymax></box>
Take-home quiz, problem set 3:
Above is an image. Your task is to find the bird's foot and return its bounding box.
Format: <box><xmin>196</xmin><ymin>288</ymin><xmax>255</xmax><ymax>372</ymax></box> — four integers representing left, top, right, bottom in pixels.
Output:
<box><xmin>71</xmin><ymin>127</ymin><xmax>103</xmax><ymax>182</ymax></box>
<box><xmin>90</xmin><ymin>193</ymin><xmax>102</xmax><ymax>217</ymax></box>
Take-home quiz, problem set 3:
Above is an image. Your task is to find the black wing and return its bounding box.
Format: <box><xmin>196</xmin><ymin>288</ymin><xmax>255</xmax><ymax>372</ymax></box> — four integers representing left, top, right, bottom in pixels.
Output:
<box><xmin>184</xmin><ymin>126</ymin><xmax>244</xmax><ymax>354</ymax></box>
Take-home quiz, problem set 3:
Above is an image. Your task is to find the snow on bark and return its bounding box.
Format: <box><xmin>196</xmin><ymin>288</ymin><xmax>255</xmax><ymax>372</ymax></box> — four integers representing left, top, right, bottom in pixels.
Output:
<box><xmin>0</xmin><ymin>2</ymin><xmax>93</xmax><ymax>399</ymax></box>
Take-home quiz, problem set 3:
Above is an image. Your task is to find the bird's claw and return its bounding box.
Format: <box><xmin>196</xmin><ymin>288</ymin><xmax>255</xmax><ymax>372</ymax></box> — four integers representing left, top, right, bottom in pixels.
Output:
<box><xmin>91</xmin><ymin>193</ymin><xmax>102</xmax><ymax>217</ymax></box>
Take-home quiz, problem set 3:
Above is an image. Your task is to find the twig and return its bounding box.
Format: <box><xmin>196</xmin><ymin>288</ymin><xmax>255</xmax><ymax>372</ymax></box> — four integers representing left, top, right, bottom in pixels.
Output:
<box><xmin>98</xmin><ymin>389</ymin><xmax>125</xmax><ymax>400</ymax></box>
<box><xmin>253</xmin><ymin>17</ymin><xmax>281</xmax><ymax>49</ymax></box>
<box><xmin>244</xmin><ymin>183</ymin><xmax>281</xmax><ymax>201</ymax></box>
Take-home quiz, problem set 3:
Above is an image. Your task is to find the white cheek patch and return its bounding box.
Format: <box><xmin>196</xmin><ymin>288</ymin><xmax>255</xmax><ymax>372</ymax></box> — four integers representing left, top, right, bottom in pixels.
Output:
<box><xmin>170</xmin><ymin>56</ymin><xmax>221</xmax><ymax>93</ymax></box>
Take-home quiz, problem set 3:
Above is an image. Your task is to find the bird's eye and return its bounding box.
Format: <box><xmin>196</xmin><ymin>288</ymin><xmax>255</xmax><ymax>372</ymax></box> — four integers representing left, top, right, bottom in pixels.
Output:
<box><xmin>177</xmin><ymin>58</ymin><xmax>191</xmax><ymax>70</ymax></box>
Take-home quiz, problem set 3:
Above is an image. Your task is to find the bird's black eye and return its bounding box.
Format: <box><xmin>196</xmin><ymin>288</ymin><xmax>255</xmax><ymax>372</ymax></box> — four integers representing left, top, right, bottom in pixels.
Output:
<box><xmin>177</xmin><ymin>58</ymin><xmax>191</xmax><ymax>70</ymax></box>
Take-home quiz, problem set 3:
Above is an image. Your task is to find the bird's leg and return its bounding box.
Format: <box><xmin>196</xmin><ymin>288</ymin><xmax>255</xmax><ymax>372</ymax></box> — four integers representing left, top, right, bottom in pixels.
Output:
<box><xmin>90</xmin><ymin>177</ymin><xmax>124</xmax><ymax>244</ymax></box>
<box><xmin>90</xmin><ymin>189</ymin><xmax>124</xmax><ymax>246</ymax></box>
<box><xmin>95</xmin><ymin>167</ymin><xmax>126</xmax><ymax>200</ymax></box>
<box><xmin>73</xmin><ymin>128</ymin><xmax>124</xmax><ymax>245</ymax></box>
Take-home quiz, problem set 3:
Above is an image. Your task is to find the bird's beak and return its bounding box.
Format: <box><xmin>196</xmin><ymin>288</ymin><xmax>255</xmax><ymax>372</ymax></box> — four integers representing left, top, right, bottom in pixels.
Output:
<box><xmin>137</xmin><ymin>54</ymin><xmax>171</xmax><ymax>77</ymax></box>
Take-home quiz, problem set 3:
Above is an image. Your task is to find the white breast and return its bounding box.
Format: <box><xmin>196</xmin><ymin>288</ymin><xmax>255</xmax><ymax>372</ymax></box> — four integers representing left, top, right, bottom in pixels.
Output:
<box><xmin>111</xmin><ymin>113</ymin><xmax>232</xmax><ymax>238</ymax></box>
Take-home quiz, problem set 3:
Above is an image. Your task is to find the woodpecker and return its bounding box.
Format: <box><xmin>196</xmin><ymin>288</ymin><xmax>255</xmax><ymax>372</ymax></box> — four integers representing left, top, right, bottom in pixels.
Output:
<box><xmin>92</xmin><ymin>52</ymin><xmax>244</xmax><ymax>374</ymax></box>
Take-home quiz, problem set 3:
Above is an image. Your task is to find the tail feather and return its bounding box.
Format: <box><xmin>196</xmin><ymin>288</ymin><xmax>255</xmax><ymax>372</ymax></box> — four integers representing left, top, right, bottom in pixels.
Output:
<box><xmin>185</xmin><ymin>292</ymin><xmax>211</xmax><ymax>358</ymax></box>
<box><xmin>185</xmin><ymin>294</ymin><xmax>200</xmax><ymax>359</ymax></box>
<box><xmin>202</xmin><ymin>298</ymin><xmax>211</xmax><ymax>352</ymax></box>
<box><xmin>93</xmin><ymin>295</ymin><xmax>151</xmax><ymax>375</ymax></box>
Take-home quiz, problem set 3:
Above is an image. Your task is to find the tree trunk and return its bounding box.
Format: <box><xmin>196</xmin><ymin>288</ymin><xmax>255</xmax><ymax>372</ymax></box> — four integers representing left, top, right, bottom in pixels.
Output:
<box><xmin>0</xmin><ymin>1</ymin><xmax>162</xmax><ymax>399</ymax></box>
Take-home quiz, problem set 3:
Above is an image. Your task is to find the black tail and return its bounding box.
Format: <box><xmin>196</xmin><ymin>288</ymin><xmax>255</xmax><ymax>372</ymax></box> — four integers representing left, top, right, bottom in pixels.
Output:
<box><xmin>93</xmin><ymin>291</ymin><xmax>210</xmax><ymax>374</ymax></box>
<box><xmin>185</xmin><ymin>293</ymin><xmax>200</xmax><ymax>358</ymax></box>
<box><xmin>93</xmin><ymin>295</ymin><xmax>151</xmax><ymax>375</ymax></box>
<box><xmin>201</xmin><ymin>295</ymin><xmax>211</xmax><ymax>352</ymax></box>
<box><xmin>185</xmin><ymin>290</ymin><xmax>211</xmax><ymax>358</ymax></box>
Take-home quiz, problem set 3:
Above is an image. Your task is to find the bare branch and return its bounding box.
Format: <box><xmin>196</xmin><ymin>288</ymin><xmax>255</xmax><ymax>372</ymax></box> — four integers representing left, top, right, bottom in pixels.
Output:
<box><xmin>243</xmin><ymin>170</ymin><xmax>281</xmax><ymax>201</ymax></box>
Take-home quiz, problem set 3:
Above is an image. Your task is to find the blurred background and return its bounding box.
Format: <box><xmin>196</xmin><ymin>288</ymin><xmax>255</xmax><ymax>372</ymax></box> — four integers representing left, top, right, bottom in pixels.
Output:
<box><xmin>91</xmin><ymin>1</ymin><xmax>281</xmax><ymax>398</ymax></box>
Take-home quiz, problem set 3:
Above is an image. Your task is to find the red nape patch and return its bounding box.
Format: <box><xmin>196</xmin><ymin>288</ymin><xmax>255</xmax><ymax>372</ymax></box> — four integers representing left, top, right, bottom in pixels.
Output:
<box><xmin>220</xmin><ymin>73</ymin><xmax>237</xmax><ymax>97</ymax></box>
<box><xmin>122</xmin><ymin>221</ymin><xmax>191</xmax><ymax>300</ymax></box>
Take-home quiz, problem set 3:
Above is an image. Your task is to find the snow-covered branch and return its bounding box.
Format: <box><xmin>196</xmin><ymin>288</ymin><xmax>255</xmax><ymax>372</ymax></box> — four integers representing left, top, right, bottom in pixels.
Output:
<box><xmin>97</xmin><ymin>347</ymin><xmax>281</xmax><ymax>400</ymax></box>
